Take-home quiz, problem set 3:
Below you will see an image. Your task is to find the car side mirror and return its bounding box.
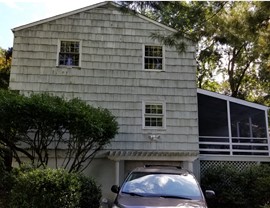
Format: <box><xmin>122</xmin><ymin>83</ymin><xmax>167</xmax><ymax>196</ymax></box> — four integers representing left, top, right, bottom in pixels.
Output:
<box><xmin>111</xmin><ymin>185</ymin><xmax>120</xmax><ymax>194</ymax></box>
<box><xmin>205</xmin><ymin>190</ymin><xmax>215</xmax><ymax>199</ymax></box>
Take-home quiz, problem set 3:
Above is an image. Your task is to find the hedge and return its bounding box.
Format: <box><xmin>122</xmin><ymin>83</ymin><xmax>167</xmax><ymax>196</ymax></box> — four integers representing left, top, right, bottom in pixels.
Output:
<box><xmin>8</xmin><ymin>167</ymin><xmax>101</xmax><ymax>208</ymax></box>
<box><xmin>201</xmin><ymin>164</ymin><xmax>270</xmax><ymax>208</ymax></box>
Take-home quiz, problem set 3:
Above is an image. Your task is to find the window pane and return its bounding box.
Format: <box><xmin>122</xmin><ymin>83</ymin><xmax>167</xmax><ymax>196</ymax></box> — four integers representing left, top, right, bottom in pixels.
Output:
<box><xmin>145</xmin><ymin>118</ymin><xmax>151</xmax><ymax>126</ymax></box>
<box><xmin>230</xmin><ymin>103</ymin><xmax>267</xmax><ymax>138</ymax></box>
<box><xmin>150</xmin><ymin>105</ymin><xmax>157</xmax><ymax>114</ymax></box>
<box><xmin>157</xmin><ymin>105</ymin><xmax>163</xmax><ymax>114</ymax></box>
<box><xmin>157</xmin><ymin>118</ymin><xmax>163</xmax><ymax>126</ymax></box>
<box><xmin>197</xmin><ymin>94</ymin><xmax>229</xmax><ymax>136</ymax></box>
<box><xmin>145</xmin><ymin>105</ymin><xmax>151</xmax><ymax>114</ymax></box>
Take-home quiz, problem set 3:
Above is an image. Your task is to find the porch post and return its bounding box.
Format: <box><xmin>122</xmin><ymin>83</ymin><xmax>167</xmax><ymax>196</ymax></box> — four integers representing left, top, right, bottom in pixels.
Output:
<box><xmin>183</xmin><ymin>161</ymin><xmax>194</xmax><ymax>172</ymax></box>
<box><xmin>265</xmin><ymin>110</ymin><xmax>270</xmax><ymax>156</ymax></box>
<box><xmin>227</xmin><ymin>100</ymin><xmax>233</xmax><ymax>155</ymax></box>
<box><xmin>115</xmin><ymin>160</ymin><xmax>120</xmax><ymax>185</ymax></box>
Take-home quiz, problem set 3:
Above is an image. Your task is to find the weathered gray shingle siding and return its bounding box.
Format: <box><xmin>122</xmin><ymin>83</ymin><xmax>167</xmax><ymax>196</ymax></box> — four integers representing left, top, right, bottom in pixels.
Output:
<box><xmin>10</xmin><ymin>4</ymin><xmax>198</xmax><ymax>153</ymax></box>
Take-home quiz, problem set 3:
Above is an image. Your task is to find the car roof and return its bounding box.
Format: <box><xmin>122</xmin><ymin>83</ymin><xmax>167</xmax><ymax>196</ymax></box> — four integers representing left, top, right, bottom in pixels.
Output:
<box><xmin>131</xmin><ymin>165</ymin><xmax>191</xmax><ymax>175</ymax></box>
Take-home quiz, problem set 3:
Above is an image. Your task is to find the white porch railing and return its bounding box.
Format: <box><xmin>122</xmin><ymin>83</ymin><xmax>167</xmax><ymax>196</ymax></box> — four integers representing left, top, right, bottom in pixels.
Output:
<box><xmin>199</xmin><ymin>136</ymin><xmax>269</xmax><ymax>156</ymax></box>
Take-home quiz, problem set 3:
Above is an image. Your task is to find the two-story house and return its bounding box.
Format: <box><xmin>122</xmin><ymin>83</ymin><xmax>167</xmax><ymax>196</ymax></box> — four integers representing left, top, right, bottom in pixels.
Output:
<box><xmin>9</xmin><ymin>1</ymin><xmax>199</xmax><ymax>200</ymax></box>
<box><xmin>9</xmin><ymin>1</ymin><xmax>270</xmax><ymax>202</ymax></box>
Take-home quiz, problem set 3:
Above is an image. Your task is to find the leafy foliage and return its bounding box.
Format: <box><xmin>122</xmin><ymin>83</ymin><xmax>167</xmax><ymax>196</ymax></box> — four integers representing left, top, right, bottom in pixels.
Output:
<box><xmin>201</xmin><ymin>164</ymin><xmax>270</xmax><ymax>208</ymax></box>
<box><xmin>0</xmin><ymin>90</ymin><xmax>118</xmax><ymax>172</ymax></box>
<box><xmin>120</xmin><ymin>1</ymin><xmax>270</xmax><ymax>105</ymax></box>
<box><xmin>201</xmin><ymin>165</ymin><xmax>245</xmax><ymax>208</ymax></box>
<box><xmin>0</xmin><ymin>47</ymin><xmax>12</xmax><ymax>89</ymax></box>
<box><xmin>9</xmin><ymin>167</ymin><xmax>101</xmax><ymax>208</ymax></box>
<box><xmin>0</xmin><ymin>149</ymin><xmax>13</xmax><ymax>207</ymax></box>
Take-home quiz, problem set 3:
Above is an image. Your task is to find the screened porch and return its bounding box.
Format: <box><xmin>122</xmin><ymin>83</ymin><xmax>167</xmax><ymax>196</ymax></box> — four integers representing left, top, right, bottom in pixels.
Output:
<box><xmin>197</xmin><ymin>89</ymin><xmax>269</xmax><ymax>156</ymax></box>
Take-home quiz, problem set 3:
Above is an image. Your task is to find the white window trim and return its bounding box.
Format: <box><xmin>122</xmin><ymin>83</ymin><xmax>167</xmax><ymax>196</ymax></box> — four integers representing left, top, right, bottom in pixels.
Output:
<box><xmin>56</xmin><ymin>39</ymin><xmax>82</xmax><ymax>68</ymax></box>
<box><xmin>142</xmin><ymin>100</ymin><xmax>166</xmax><ymax>129</ymax></box>
<box><xmin>142</xmin><ymin>44</ymin><xmax>165</xmax><ymax>71</ymax></box>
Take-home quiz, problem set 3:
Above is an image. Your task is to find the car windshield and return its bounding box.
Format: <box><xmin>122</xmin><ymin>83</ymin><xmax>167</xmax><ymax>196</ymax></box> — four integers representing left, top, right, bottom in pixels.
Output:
<box><xmin>121</xmin><ymin>172</ymin><xmax>202</xmax><ymax>200</ymax></box>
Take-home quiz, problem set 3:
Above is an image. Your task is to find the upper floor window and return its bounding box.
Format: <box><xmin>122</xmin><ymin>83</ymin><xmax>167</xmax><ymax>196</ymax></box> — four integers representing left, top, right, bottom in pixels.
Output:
<box><xmin>143</xmin><ymin>101</ymin><xmax>166</xmax><ymax>129</ymax></box>
<box><xmin>58</xmin><ymin>40</ymin><xmax>81</xmax><ymax>67</ymax></box>
<box><xmin>144</xmin><ymin>45</ymin><xmax>164</xmax><ymax>70</ymax></box>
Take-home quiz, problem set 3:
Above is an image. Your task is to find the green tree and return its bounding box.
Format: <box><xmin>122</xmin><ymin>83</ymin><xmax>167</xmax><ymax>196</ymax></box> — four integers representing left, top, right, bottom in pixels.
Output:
<box><xmin>0</xmin><ymin>47</ymin><xmax>12</xmax><ymax>89</ymax></box>
<box><xmin>120</xmin><ymin>1</ymin><xmax>270</xmax><ymax>105</ymax></box>
<box><xmin>119</xmin><ymin>1</ymin><xmax>227</xmax><ymax>86</ymax></box>
<box><xmin>0</xmin><ymin>90</ymin><xmax>118</xmax><ymax>172</ymax></box>
<box><xmin>205</xmin><ymin>2</ymin><xmax>269</xmax><ymax>100</ymax></box>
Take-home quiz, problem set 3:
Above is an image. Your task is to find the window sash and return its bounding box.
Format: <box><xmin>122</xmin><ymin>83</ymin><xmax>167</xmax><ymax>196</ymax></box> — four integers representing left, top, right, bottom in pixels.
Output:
<box><xmin>145</xmin><ymin>116</ymin><xmax>163</xmax><ymax>127</ymax></box>
<box><xmin>145</xmin><ymin>104</ymin><xmax>163</xmax><ymax>114</ymax></box>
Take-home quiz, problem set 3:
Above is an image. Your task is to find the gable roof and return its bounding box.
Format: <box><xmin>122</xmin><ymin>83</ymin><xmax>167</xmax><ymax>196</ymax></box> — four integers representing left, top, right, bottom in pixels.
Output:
<box><xmin>197</xmin><ymin>88</ymin><xmax>269</xmax><ymax>111</ymax></box>
<box><xmin>12</xmin><ymin>1</ymin><xmax>177</xmax><ymax>33</ymax></box>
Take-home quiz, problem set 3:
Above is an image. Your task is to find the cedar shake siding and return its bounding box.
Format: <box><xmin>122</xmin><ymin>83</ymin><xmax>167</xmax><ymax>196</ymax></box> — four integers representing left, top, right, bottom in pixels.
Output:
<box><xmin>10</xmin><ymin>2</ymin><xmax>198</xmax><ymax>156</ymax></box>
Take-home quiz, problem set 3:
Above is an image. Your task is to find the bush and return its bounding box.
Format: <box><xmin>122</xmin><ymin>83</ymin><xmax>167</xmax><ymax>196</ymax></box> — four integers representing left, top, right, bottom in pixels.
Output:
<box><xmin>8</xmin><ymin>167</ymin><xmax>101</xmax><ymax>208</ymax></box>
<box><xmin>201</xmin><ymin>165</ymin><xmax>245</xmax><ymax>208</ymax></box>
<box><xmin>0</xmin><ymin>147</ymin><xmax>13</xmax><ymax>207</ymax></box>
<box><xmin>201</xmin><ymin>164</ymin><xmax>270</xmax><ymax>208</ymax></box>
<box><xmin>239</xmin><ymin>165</ymin><xmax>270</xmax><ymax>208</ymax></box>
<box><xmin>0</xmin><ymin>90</ymin><xmax>118</xmax><ymax>172</ymax></box>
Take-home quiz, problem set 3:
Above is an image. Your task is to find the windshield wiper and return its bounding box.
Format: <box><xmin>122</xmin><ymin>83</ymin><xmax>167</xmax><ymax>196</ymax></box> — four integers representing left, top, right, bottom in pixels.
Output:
<box><xmin>122</xmin><ymin>191</ymin><xmax>144</xmax><ymax>197</ymax></box>
<box><xmin>159</xmin><ymin>195</ymin><xmax>192</xmax><ymax>200</ymax></box>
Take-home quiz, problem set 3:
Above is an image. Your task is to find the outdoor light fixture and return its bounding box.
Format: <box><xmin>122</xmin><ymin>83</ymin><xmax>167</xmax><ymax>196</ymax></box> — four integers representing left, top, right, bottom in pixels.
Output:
<box><xmin>148</xmin><ymin>134</ymin><xmax>160</xmax><ymax>141</ymax></box>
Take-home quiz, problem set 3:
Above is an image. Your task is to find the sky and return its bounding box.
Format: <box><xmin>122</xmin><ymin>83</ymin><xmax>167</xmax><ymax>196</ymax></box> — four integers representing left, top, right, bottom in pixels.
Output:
<box><xmin>0</xmin><ymin>0</ymin><xmax>103</xmax><ymax>50</ymax></box>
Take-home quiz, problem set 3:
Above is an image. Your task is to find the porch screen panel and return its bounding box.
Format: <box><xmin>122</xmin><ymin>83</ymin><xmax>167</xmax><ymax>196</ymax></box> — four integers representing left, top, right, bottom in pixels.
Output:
<box><xmin>230</xmin><ymin>103</ymin><xmax>267</xmax><ymax>138</ymax></box>
<box><xmin>198</xmin><ymin>94</ymin><xmax>229</xmax><ymax>137</ymax></box>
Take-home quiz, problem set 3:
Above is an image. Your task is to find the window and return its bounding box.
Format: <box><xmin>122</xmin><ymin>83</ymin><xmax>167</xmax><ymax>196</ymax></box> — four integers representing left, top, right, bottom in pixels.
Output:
<box><xmin>58</xmin><ymin>40</ymin><xmax>80</xmax><ymax>67</ymax></box>
<box><xmin>144</xmin><ymin>45</ymin><xmax>164</xmax><ymax>70</ymax></box>
<box><xmin>143</xmin><ymin>102</ymin><xmax>165</xmax><ymax>128</ymax></box>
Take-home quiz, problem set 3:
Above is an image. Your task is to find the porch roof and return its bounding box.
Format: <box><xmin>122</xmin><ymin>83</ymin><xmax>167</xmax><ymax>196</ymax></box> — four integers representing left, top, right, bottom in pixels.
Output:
<box><xmin>107</xmin><ymin>150</ymin><xmax>198</xmax><ymax>161</ymax></box>
<box><xmin>197</xmin><ymin>88</ymin><xmax>269</xmax><ymax>111</ymax></box>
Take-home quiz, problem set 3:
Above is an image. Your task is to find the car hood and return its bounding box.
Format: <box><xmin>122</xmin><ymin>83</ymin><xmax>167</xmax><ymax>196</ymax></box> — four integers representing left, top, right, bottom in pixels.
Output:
<box><xmin>116</xmin><ymin>194</ymin><xmax>207</xmax><ymax>208</ymax></box>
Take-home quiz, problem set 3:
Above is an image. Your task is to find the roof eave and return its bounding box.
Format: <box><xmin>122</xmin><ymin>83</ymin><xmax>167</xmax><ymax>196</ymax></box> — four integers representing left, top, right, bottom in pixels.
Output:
<box><xmin>12</xmin><ymin>1</ymin><xmax>178</xmax><ymax>34</ymax></box>
<box><xmin>12</xmin><ymin>1</ymin><xmax>109</xmax><ymax>32</ymax></box>
<box><xmin>197</xmin><ymin>88</ymin><xmax>269</xmax><ymax>111</ymax></box>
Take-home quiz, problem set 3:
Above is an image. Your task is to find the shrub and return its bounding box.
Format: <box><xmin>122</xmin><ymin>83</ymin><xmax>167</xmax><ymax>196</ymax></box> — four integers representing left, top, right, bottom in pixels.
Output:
<box><xmin>240</xmin><ymin>165</ymin><xmax>270</xmax><ymax>208</ymax></box>
<box><xmin>8</xmin><ymin>167</ymin><xmax>101</xmax><ymax>208</ymax></box>
<box><xmin>201</xmin><ymin>165</ymin><xmax>245</xmax><ymax>208</ymax></box>
<box><xmin>0</xmin><ymin>90</ymin><xmax>118</xmax><ymax>172</ymax></box>
<box><xmin>201</xmin><ymin>164</ymin><xmax>270</xmax><ymax>208</ymax></box>
<box><xmin>78</xmin><ymin>175</ymin><xmax>102</xmax><ymax>208</ymax></box>
<box><xmin>0</xmin><ymin>147</ymin><xmax>13</xmax><ymax>207</ymax></box>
